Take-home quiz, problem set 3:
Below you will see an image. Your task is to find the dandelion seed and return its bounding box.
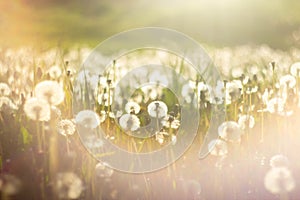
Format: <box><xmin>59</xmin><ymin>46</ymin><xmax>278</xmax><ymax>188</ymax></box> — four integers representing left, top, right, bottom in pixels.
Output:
<box><xmin>24</xmin><ymin>98</ymin><xmax>50</xmax><ymax>121</ymax></box>
<box><xmin>99</xmin><ymin>110</ymin><xmax>107</xmax><ymax>122</ymax></box>
<box><xmin>147</xmin><ymin>101</ymin><xmax>168</xmax><ymax>118</ymax></box>
<box><xmin>55</xmin><ymin>172</ymin><xmax>83</xmax><ymax>199</ymax></box>
<box><xmin>95</xmin><ymin>162</ymin><xmax>114</xmax><ymax>178</ymax></box>
<box><xmin>35</xmin><ymin>81</ymin><xmax>64</xmax><ymax>105</ymax></box>
<box><xmin>48</xmin><ymin>65</ymin><xmax>62</xmax><ymax>79</ymax></box>
<box><xmin>149</xmin><ymin>71</ymin><xmax>169</xmax><ymax>86</ymax></box>
<box><xmin>290</xmin><ymin>62</ymin><xmax>300</xmax><ymax>77</ymax></box>
<box><xmin>218</xmin><ymin>121</ymin><xmax>242</xmax><ymax>143</ymax></box>
<box><xmin>125</xmin><ymin>101</ymin><xmax>141</xmax><ymax>114</ymax></box>
<box><xmin>266</xmin><ymin>97</ymin><xmax>288</xmax><ymax>115</ymax></box>
<box><xmin>231</xmin><ymin>67</ymin><xmax>244</xmax><ymax>78</ymax></box>
<box><xmin>225</xmin><ymin>80</ymin><xmax>242</xmax><ymax>104</ymax></box>
<box><xmin>141</xmin><ymin>85</ymin><xmax>162</xmax><ymax>101</ymax></box>
<box><xmin>0</xmin><ymin>97</ymin><xmax>18</xmax><ymax>110</ymax></box>
<box><xmin>264</xmin><ymin>167</ymin><xmax>295</xmax><ymax>194</ymax></box>
<box><xmin>155</xmin><ymin>131</ymin><xmax>168</xmax><ymax>145</ymax></box>
<box><xmin>161</xmin><ymin>115</ymin><xmax>180</xmax><ymax>129</ymax></box>
<box><xmin>245</xmin><ymin>86</ymin><xmax>258</xmax><ymax>94</ymax></box>
<box><xmin>0</xmin><ymin>83</ymin><xmax>11</xmax><ymax>96</ymax></box>
<box><xmin>85</xmin><ymin>135</ymin><xmax>104</xmax><ymax>149</ymax></box>
<box><xmin>270</xmin><ymin>154</ymin><xmax>289</xmax><ymax>168</ymax></box>
<box><xmin>181</xmin><ymin>81</ymin><xmax>196</xmax><ymax>103</ymax></box>
<box><xmin>119</xmin><ymin>113</ymin><xmax>140</xmax><ymax>131</ymax></box>
<box><xmin>0</xmin><ymin>174</ymin><xmax>22</xmax><ymax>196</ymax></box>
<box><xmin>280</xmin><ymin>75</ymin><xmax>296</xmax><ymax>88</ymax></box>
<box><xmin>198</xmin><ymin>82</ymin><xmax>213</xmax><ymax>102</ymax></box>
<box><xmin>238</xmin><ymin>115</ymin><xmax>255</xmax><ymax>130</ymax></box>
<box><xmin>214</xmin><ymin>80</ymin><xmax>225</xmax><ymax>104</ymax></box>
<box><xmin>208</xmin><ymin>139</ymin><xmax>228</xmax><ymax>156</ymax></box>
<box><xmin>75</xmin><ymin>110</ymin><xmax>100</xmax><ymax>129</ymax></box>
<box><xmin>57</xmin><ymin>119</ymin><xmax>76</xmax><ymax>136</ymax></box>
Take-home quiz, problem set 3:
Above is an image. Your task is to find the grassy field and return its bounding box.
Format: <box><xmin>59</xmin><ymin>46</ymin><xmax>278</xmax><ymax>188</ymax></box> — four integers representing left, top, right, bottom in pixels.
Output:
<box><xmin>2</xmin><ymin>1</ymin><xmax>300</xmax><ymax>200</ymax></box>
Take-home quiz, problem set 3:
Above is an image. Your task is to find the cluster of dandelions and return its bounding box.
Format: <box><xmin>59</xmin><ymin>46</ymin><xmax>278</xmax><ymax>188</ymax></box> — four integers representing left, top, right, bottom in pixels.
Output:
<box><xmin>118</xmin><ymin>100</ymin><xmax>180</xmax><ymax>145</ymax></box>
<box><xmin>2</xmin><ymin>46</ymin><xmax>300</xmax><ymax>199</ymax></box>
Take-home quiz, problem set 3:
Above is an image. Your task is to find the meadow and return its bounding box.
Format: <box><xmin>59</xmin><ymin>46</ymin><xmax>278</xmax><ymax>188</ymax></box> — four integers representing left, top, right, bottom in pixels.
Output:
<box><xmin>1</xmin><ymin>44</ymin><xmax>300</xmax><ymax>199</ymax></box>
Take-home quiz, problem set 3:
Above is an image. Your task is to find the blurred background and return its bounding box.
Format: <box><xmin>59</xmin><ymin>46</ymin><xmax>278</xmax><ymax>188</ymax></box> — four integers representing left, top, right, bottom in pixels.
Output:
<box><xmin>1</xmin><ymin>0</ymin><xmax>300</xmax><ymax>49</ymax></box>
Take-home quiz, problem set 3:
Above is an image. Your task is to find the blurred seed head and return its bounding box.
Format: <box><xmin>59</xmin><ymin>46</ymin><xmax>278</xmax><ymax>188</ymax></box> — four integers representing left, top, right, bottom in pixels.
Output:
<box><xmin>55</xmin><ymin>172</ymin><xmax>83</xmax><ymax>199</ymax></box>
<box><xmin>48</xmin><ymin>65</ymin><xmax>62</xmax><ymax>79</ymax></box>
<box><xmin>0</xmin><ymin>174</ymin><xmax>22</xmax><ymax>196</ymax></box>
<box><xmin>95</xmin><ymin>162</ymin><xmax>114</xmax><ymax>178</ymax></box>
<box><xmin>208</xmin><ymin>139</ymin><xmax>228</xmax><ymax>156</ymax></box>
<box><xmin>119</xmin><ymin>113</ymin><xmax>140</xmax><ymax>131</ymax></box>
<box><xmin>35</xmin><ymin>81</ymin><xmax>64</xmax><ymax>105</ymax></box>
<box><xmin>0</xmin><ymin>97</ymin><xmax>18</xmax><ymax>111</ymax></box>
<box><xmin>218</xmin><ymin>121</ymin><xmax>242</xmax><ymax>143</ymax></box>
<box><xmin>0</xmin><ymin>82</ymin><xmax>11</xmax><ymax>96</ymax></box>
<box><xmin>125</xmin><ymin>101</ymin><xmax>141</xmax><ymax>114</ymax></box>
<box><xmin>57</xmin><ymin>119</ymin><xmax>76</xmax><ymax>136</ymax></box>
<box><xmin>147</xmin><ymin>100</ymin><xmax>168</xmax><ymax>118</ymax></box>
<box><xmin>238</xmin><ymin>115</ymin><xmax>255</xmax><ymax>130</ymax></box>
<box><xmin>270</xmin><ymin>154</ymin><xmax>290</xmax><ymax>168</ymax></box>
<box><xmin>264</xmin><ymin>167</ymin><xmax>295</xmax><ymax>194</ymax></box>
<box><xmin>290</xmin><ymin>62</ymin><xmax>300</xmax><ymax>77</ymax></box>
<box><xmin>279</xmin><ymin>74</ymin><xmax>296</xmax><ymax>89</ymax></box>
<box><xmin>75</xmin><ymin>110</ymin><xmax>100</xmax><ymax>129</ymax></box>
<box><xmin>24</xmin><ymin>97</ymin><xmax>50</xmax><ymax>121</ymax></box>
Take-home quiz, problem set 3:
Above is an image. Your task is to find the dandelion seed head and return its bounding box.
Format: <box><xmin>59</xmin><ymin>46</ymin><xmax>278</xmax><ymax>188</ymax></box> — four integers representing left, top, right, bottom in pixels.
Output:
<box><xmin>48</xmin><ymin>65</ymin><xmax>62</xmax><ymax>79</ymax></box>
<box><xmin>149</xmin><ymin>71</ymin><xmax>169</xmax><ymax>86</ymax></box>
<box><xmin>125</xmin><ymin>101</ymin><xmax>141</xmax><ymax>114</ymax></box>
<box><xmin>57</xmin><ymin>119</ymin><xmax>76</xmax><ymax>136</ymax></box>
<box><xmin>225</xmin><ymin>80</ymin><xmax>242</xmax><ymax>104</ymax></box>
<box><xmin>266</xmin><ymin>97</ymin><xmax>285</xmax><ymax>114</ymax></box>
<box><xmin>119</xmin><ymin>113</ymin><xmax>140</xmax><ymax>131</ymax></box>
<box><xmin>35</xmin><ymin>81</ymin><xmax>64</xmax><ymax>105</ymax></box>
<box><xmin>85</xmin><ymin>135</ymin><xmax>104</xmax><ymax>149</ymax></box>
<box><xmin>24</xmin><ymin>98</ymin><xmax>50</xmax><ymax>121</ymax></box>
<box><xmin>231</xmin><ymin>67</ymin><xmax>244</xmax><ymax>78</ymax></box>
<box><xmin>280</xmin><ymin>74</ymin><xmax>296</xmax><ymax>88</ymax></box>
<box><xmin>0</xmin><ymin>174</ymin><xmax>22</xmax><ymax>196</ymax></box>
<box><xmin>95</xmin><ymin>162</ymin><xmax>114</xmax><ymax>178</ymax></box>
<box><xmin>141</xmin><ymin>85</ymin><xmax>162</xmax><ymax>101</ymax></box>
<box><xmin>0</xmin><ymin>97</ymin><xmax>18</xmax><ymax>110</ymax></box>
<box><xmin>290</xmin><ymin>62</ymin><xmax>300</xmax><ymax>77</ymax></box>
<box><xmin>218</xmin><ymin>121</ymin><xmax>242</xmax><ymax>143</ymax></box>
<box><xmin>75</xmin><ymin>110</ymin><xmax>100</xmax><ymax>129</ymax></box>
<box><xmin>0</xmin><ymin>83</ymin><xmax>11</xmax><ymax>96</ymax></box>
<box><xmin>208</xmin><ymin>139</ymin><xmax>228</xmax><ymax>156</ymax></box>
<box><xmin>198</xmin><ymin>82</ymin><xmax>213</xmax><ymax>102</ymax></box>
<box><xmin>161</xmin><ymin>115</ymin><xmax>181</xmax><ymax>129</ymax></box>
<box><xmin>270</xmin><ymin>154</ymin><xmax>290</xmax><ymax>168</ymax></box>
<box><xmin>264</xmin><ymin>167</ymin><xmax>295</xmax><ymax>194</ymax></box>
<box><xmin>55</xmin><ymin>172</ymin><xmax>83</xmax><ymax>199</ymax></box>
<box><xmin>155</xmin><ymin>131</ymin><xmax>168</xmax><ymax>145</ymax></box>
<box><xmin>147</xmin><ymin>101</ymin><xmax>168</xmax><ymax>118</ymax></box>
<box><xmin>238</xmin><ymin>115</ymin><xmax>255</xmax><ymax>130</ymax></box>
